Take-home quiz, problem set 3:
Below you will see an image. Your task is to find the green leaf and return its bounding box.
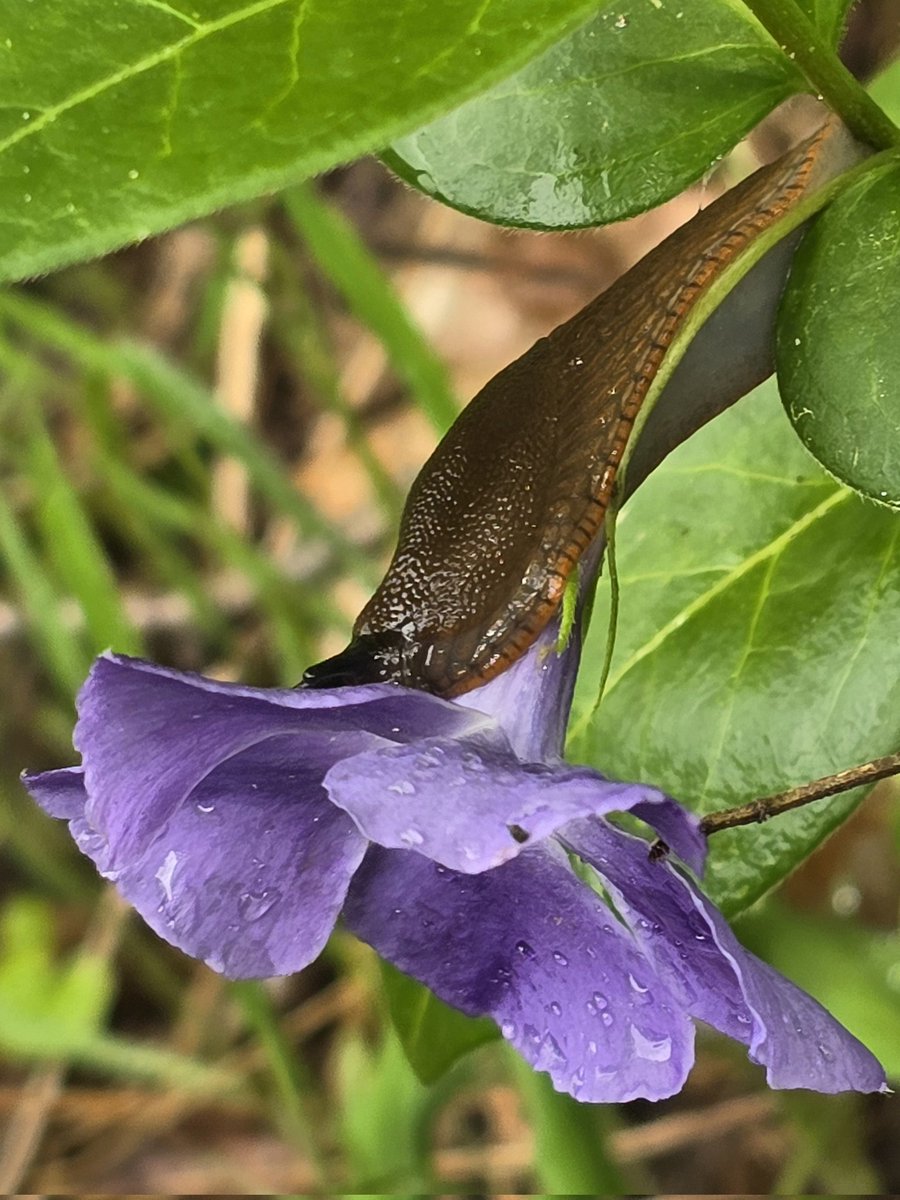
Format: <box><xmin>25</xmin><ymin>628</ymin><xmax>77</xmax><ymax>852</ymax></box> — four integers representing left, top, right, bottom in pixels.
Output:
<box><xmin>777</xmin><ymin>159</ymin><xmax>900</xmax><ymax>508</ymax></box>
<box><xmin>335</xmin><ymin>1021</ymin><xmax>430</xmax><ymax>1189</ymax></box>
<box><xmin>0</xmin><ymin>0</ymin><xmax>604</xmax><ymax>282</ymax></box>
<box><xmin>568</xmin><ymin>380</ymin><xmax>900</xmax><ymax>916</ymax></box>
<box><xmin>381</xmin><ymin>960</ymin><xmax>498</xmax><ymax>1085</ymax></box>
<box><xmin>0</xmin><ymin>897</ymin><xmax>242</xmax><ymax>1093</ymax></box>
<box><xmin>386</xmin><ymin>0</ymin><xmax>811</xmax><ymax>229</ymax></box>
<box><xmin>737</xmin><ymin>902</ymin><xmax>900</xmax><ymax>1079</ymax></box>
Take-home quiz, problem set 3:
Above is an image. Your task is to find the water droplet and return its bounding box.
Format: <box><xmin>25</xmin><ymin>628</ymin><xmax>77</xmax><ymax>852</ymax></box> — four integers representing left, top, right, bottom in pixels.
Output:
<box><xmin>23</xmin><ymin>193</ymin><xmax>31</xmax><ymax>203</ymax></box>
<box><xmin>693</xmin><ymin>931</ymin><xmax>708</xmax><ymax>942</ymax></box>
<box><xmin>568</xmin><ymin>355</ymin><xmax>584</xmax><ymax>368</ymax></box>
<box><xmin>588</xmin><ymin>1039</ymin><xmax>598</xmax><ymax>1054</ymax></box>
<box><xmin>552</xmin><ymin>950</ymin><xmax>569</xmax><ymax>966</ymax></box>
<box><xmin>388</xmin><ymin>779</ymin><xmax>416</xmax><ymax>795</ymax></box>
<box><xmin>593</xmin><ymin>991</ymin><xmax>609</xmax><ymax>1011</ymax></box>
<box><xmin>628</xmin><ymin>969</ymin><xmax>652</xmax><ymax>998</ymax></box>
<box><xmin>736</xmin><ymin>1009</ymin><xmax>752</xmax><ymax>1025</ymax></box>
<box><xmin>238</xmin><ymin>888</ymin><xmax>280</xmax><ymax>922</ymax></box>
<box><xmin>601</xmin><ymin>1011</ymin><xmax>614</xmax><ymax>1027</ymax></box>
<box><xmin>21</xmin><ymin>111</ymin><xmax>30</xmax><ymax>120</ymax></box>
<box><xmin>547</xmin><ymin>1000</ymin><xmax>562</xmax><ymax>1016</ymax></box>
<box><xmin>196</xmin><ymin>800</ymin><xmax>215</xmax><ymax>814</ymax></box>
<box><xmin>570</xmin><ymin>1066</ymin><xmax>585</xmax><ymax>1094</ymax></box>
<box><xmin>500</xmin><ymin>1019</ymin><xmax>517</xmax><ymax>1038</ymax></box>
<box><xmin>614</xmin><ymin>13</ymin><xmax>628</xmax><ymax>27</ymax></box>
<box><xmin>399</xmin><ymin>827</ymin><xmax>424</xmax><ymax>847</ymax></box>
<box><xmin>817</xmin><ymin>1041</ymin><xmax>835</xmax><ymax>1061</ymax></box>
<box><xmin>128</xmin><ymin>168</ymin><xmax>139</xmax><ymax>180</ymax></box>
<box><xmin>630</xmin><ymin>1027</ymin><xmax>672</xmax><ymax>1063</ymax></box>
<box><xmin>22</xmin><ymin>165</ymin><xmax>29</xmax><ymax>174</ymax></box>
<box><xmin>516</xmin><ymin>939</ymin><xmax>536</xmax><ymax>959</ymax></box>
<box><xmin>155</xmin><ymin>849</ymin><xmax>179</xmax><ymax>903</ymax></box>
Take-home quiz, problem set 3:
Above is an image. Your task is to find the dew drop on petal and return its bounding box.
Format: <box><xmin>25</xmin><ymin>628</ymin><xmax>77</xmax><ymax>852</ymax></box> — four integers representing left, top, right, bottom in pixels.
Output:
<box><xmin>238</xmin><ymin>888</ymin><xmax>280</xmax><ymax>922</ymax></box>
<box><xmin>515</xmin><ymin>939</ymin><xmax>536</xmax><ymax>960</ymax></box>
<box><xmin>500</xmin><ymin>1019</ymin><xmax>517</xmax><ymax>1038</ymax></box>
<box><xmin>399</xmin><ymin>827</ymin><xmax>424</xmax><ymax>847</ymax></box>
<box><xmin>601</xmin><ymin>1011</ymin><xmax>614</xmax><ymax>1027</ymax></box>
<box><xmin>547</xmin><ymin>1000</ymin><xmax>562</xmax><ymax>1016</ymax></box>
<box><xmin>388</xmin><ymin>780</ymin><xmax>416</xmax><ymax>795</ymax></box>
<box><xmin>630</xmin><ymin>1026</ymin><xmax>673</xmax><ymax>1062</ymax></box>
<box><xmin>593</xmin><ymin>991</ymin><xmax>609</xmax><ymax>1011</ymax></box>
<box><xmin>552</xmin><ymin>950</ymin><xmax>569</xmax><ymax>966</ymax></box>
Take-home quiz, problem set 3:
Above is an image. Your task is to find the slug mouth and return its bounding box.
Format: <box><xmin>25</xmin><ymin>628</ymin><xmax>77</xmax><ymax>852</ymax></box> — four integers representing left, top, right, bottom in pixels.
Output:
<box><xmin>299</xmin><ymin>631</ymin><xmax>409</xmax><ymax>690</ymax></box>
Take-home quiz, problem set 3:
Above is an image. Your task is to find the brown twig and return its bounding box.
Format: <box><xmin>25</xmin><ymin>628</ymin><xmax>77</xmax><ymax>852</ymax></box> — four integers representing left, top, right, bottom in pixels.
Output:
<box><xmin>699</xmin><ymin>752</ymin><xmax>900</xmax><ymax>838</ymax></box>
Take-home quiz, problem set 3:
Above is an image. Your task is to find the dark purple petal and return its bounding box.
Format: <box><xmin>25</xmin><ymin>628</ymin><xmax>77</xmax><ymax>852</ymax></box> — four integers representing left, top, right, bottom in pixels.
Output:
<box><xmin>75</xmin><ymin>654</ymin><xmax>486</xmax><ymax>863</ymax></box>
<box><xmin>562</xmin><ymin>818</ymin><xmax>887</xmax><ymax>1094</ymax></box>
<box><xmin>345</xmin><ymin>842</ymin><xmax>695</xmax><ymax>1102</ymax></box>
<box><xmin>25</xmin><ymin>742</ymin><xmax>367</xmax><ymax>978</ymax></box>
<box><xmin>325</xmin><ymin>733</ymin><xmax>687</xmax><ymax>873</ymax></box>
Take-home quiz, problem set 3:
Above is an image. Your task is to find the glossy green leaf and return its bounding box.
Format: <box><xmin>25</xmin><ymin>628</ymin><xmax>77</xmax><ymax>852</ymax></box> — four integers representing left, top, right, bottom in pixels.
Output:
<box><xmin>381</xmin><ymin>960</ymin><xmax>497</xmax><ymax>1085</ymax></box>
<box><xmin>0</xmin><ymin>0</ymin><xmax>603</xmax><ymax>282</ymax></box>
<box><xmin>568</xmin><ymin>380</ymin><xmax>900</xmax><ymax>916</ymax></box>
<box><xmin>777</xmin><ymin>159</ymin><xmax>900</xmax><ymax>508</ymax></box>
<box><xmin>386</xmin><ymin>0</ymin><xmax>816</xmax><ymax>230</ymax></box>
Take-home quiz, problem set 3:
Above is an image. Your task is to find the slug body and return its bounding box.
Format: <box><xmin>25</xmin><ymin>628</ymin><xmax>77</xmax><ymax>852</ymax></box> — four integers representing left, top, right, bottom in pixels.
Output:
<box><xmin>304</xmin><ymin>119</ymin><xmax>863</xmax><ymax>698</ymax></box>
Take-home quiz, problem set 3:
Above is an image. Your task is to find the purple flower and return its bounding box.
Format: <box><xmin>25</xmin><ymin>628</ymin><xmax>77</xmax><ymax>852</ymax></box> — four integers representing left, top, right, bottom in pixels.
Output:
<box><xmin>24</xmin><ymin>607</ymin><xmax>886</xmax><ymax>1102</ymax></box>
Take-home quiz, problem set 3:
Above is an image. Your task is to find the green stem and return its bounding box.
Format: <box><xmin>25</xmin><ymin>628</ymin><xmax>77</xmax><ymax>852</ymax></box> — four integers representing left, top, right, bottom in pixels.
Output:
<box><xmin>742</xmin><ymin>0</ymin><xmax>900</xmax><ymax>150</ymax></box>
<box><xmin>230</xmin><ymin>981</ymin><xmax>332</xmax><ymax>1187</ymax></box>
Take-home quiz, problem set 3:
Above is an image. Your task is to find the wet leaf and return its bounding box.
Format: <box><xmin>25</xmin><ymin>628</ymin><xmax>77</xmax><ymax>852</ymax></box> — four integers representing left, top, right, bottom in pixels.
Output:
<box><xmin>777</xmin><ymin>159</ymin><xmax>900</xmax><ymax>508</ymax></box>
<box><xmin>386</xmin><ymin>0</ymin><xmax>816</xmax><ymax>229</ymax></box>
<box><xmin>569</xmin><ymin>380</ymin><xmax>900</xmax><ymax>916</ymax></box>
<box><xmin>0</xmin><ymin>0</ymin><xmax>601</xmax><ymax>280</ymax></box>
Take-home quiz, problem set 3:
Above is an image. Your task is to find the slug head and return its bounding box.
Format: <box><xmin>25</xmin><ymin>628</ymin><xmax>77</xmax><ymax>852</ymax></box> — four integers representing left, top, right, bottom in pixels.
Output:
<box><xmin>300</xmin><ymin>630</ymin><xmax>410</xmax><ymax>689</ymax></box>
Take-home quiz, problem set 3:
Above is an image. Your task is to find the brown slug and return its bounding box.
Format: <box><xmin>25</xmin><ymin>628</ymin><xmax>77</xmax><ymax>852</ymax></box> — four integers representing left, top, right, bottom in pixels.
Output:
<box><xmin>303</xmin><ymin>117</ymin><xmax>864</xmax><ymax>698</ymax></box>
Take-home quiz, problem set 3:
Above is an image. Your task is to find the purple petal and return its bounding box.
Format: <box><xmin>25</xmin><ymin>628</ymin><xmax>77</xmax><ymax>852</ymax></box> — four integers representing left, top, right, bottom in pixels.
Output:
<box><xmin>345</xmin><ymin>842</ymin><xmax>695</xmax><ymax>1102</ymax></box>
<box><xmin>22</xmin><ymin>765</ymin><xmax>85</xmax><ymax>819</ymax></box>
<box><xmin>25</xmin><ymin>742</ymin><xmax>367</xmax><ymax>979</ymax></box>
<box><xmin>75</xmin><ymin>653</ymin><xmax>485</xmax><ymax>863</ymax></box>
<box><xmin>326</xmin><ymin>732</ymin><xmax>696</xmax><ymax>874</ymax></box>
<box><xmin>562</xmin><ymin>818</ymin><xmax>887</xmax><ymax>1094</ymax></box>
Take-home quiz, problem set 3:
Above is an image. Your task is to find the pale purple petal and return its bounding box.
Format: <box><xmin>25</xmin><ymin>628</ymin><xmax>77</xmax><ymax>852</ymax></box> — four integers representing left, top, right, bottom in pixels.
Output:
<box><xmin>76</xmin><ymin>653</ymin><xmax>487</xmax><ymax>863</ymax></box>
<box><xmin>26</xmin><ymin>741</ymin><xmax>367</xmax><ymax>979</ymax></box>
<box><xmin>325</xmin><ymin>733</ymin><xmax>689</xmax><ymax>873</ymax></box>
<box><xmin>562</xmin><ymin>818</ymin><xmax>887</xmax><ymax>1093</ymax></box>
<box><xmin>344</xmin><ymin>842</ymin><xmax>695</xmax><ymax>1102</ymax></box>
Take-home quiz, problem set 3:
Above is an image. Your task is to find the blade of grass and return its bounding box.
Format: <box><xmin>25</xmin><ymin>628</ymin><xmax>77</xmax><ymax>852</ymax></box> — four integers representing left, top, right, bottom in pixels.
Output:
<box><xmin>284</xmin><ymin>184</ymin><xmax>458</xmax><ymax>435</ymax></box>
<box><xmin>269</xmin><ymin>237</ymin><xmax>405</xmax><ymax>525</ymax></box>
<box><xmin>508</xmin><ymin>1050</ymin><xmax>627</xmax><ymax>1193</ymax></box>
<box><xmin>0</xmin><ymin>290</ymin><xmax>379</xmax><ymax>586</ymax></box>
<box><xmin>0</xmin><ymin>487</ymin><xmax>88</xmax><ymax>698</ymax></box>
<box><xmin>20</xmin><ymin>399</ymin><xmax>143</xmax><ymax>658</ymax></box>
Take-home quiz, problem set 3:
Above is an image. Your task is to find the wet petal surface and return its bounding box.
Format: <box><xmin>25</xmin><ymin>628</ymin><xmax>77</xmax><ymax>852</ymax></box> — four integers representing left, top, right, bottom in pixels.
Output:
<box><xmin>75</xmin><ymin>654</ymin><xmax>485</xmax><ymax>864</ymax></box>
<box><xmin>27</xmin><ymin>738</ymin><xmax>368</xmax><ymax>978</ymax></box>
<box><xmin>563</xmin><ymin>818</ymin><xmax>887</xmax><ymax>1093</ymax></box>
<box><xmin>345</xmin><ymin>841</ymin><xmax>695</xmax><ymax>1102</ymax></box>
<box><xmin>326</xmin><ymin>733</ymin><xmax>689</xmax><ymax>873</ymax></box>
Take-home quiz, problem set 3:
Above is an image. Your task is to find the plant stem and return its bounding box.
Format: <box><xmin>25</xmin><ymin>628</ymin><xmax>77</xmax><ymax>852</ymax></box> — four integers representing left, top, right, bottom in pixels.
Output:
<box><xmin>700</xmin><ymin>751</ymin><xmax>900</xmax><ymax>837</ymax></box>
<box><xmin>742</xmin><ymin>0</ymin><xmax>900</xmax><ymax>150</ymax></box>
<box><xmin>230</xmin><ymin>981</ymin><xmax>332</xmax><ymax>1187</ymax></box>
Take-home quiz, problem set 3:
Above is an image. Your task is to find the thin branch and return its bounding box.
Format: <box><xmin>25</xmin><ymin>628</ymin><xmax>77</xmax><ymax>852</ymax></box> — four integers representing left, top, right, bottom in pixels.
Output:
<box><xmin>700</xmin><ymin>752</ymin><xmax>900</xmax><ymax>837</ymax></box>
